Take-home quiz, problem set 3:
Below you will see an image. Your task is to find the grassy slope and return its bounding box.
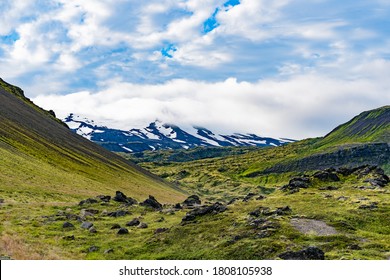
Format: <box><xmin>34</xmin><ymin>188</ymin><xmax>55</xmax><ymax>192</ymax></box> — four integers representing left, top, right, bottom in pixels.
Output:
<box><xmin>0</xmin><ymin>80</ymin><xmax>186</xmax><ymax>258</ymax></box>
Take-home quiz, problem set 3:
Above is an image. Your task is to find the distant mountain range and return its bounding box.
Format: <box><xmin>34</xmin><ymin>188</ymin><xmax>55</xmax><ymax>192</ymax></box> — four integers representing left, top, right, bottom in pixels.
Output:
<box><xmin>64</xmin><ymin>114</ymin><xmax>294</xmax><ymax>153</ymax></box>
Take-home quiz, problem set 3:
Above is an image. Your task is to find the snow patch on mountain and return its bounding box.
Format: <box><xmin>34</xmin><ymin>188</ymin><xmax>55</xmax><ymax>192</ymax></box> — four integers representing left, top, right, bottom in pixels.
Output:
<box><xmin>63</xmin><ymin>114</ymin><xmax>294</xmax><ymax>153</ymax></box>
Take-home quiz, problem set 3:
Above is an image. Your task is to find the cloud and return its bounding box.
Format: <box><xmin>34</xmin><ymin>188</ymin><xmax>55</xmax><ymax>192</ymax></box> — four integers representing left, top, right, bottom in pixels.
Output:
<box><xmin>0</xmin><ymin>0</ymin><xmax>389</xmax><ymax>139</ymax></box>
<box><xmin>33</xmin><ymin>64</ymin><xmax>390</xmax><ymax>139</ymax></box>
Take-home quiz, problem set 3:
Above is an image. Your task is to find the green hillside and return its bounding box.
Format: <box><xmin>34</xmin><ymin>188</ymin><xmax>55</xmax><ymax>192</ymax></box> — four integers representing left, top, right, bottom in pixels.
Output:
<box><xmin>0</xmin><ymin>79</ymin><xmax>186</xmax><ymax>258</ymax></box>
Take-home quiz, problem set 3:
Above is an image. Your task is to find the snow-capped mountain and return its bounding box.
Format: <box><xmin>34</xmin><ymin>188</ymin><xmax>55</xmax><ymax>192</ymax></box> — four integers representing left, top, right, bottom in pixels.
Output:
<box><xmin>64</xmin><ymin>114</ymin><xmax>294</xmax><ymax>153</ymax></box>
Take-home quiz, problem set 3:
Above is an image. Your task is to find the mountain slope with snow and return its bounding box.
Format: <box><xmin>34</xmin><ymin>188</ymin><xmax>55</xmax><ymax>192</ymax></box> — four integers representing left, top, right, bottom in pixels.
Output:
<box><xmin>64</xmin><ymin>114</ymin><xmax>294</xmax><ymax>153</ymax></box>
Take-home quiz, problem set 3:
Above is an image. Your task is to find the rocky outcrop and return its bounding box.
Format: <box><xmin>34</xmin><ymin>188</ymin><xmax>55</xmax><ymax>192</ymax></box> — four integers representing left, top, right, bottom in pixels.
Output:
<box><xmin>259</xmin><ymin>143</ymin><xmax>390</xmax><ymax>174</ymax></box>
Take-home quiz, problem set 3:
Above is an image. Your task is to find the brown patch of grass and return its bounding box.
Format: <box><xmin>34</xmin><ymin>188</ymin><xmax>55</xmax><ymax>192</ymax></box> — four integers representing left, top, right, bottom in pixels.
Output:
<box><xmin>0</xmin><ymin>233</ymin><xmax>61</xmax><ymax>260</ymax></box>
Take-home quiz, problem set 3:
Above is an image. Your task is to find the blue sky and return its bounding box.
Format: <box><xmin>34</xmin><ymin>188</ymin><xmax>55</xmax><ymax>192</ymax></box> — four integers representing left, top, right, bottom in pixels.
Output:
<box><xmin>1</xmin><ymin>0</ymin><xmax>390</xmax><ymax>138</ymax></box>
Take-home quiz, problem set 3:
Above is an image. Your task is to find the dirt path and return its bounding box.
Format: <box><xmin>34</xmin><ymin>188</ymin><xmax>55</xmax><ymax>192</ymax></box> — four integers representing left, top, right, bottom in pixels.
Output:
<box><xmin>291</xmin><ymin>218</ymin><xmax>338</xmax><ymax>236</ymax></box>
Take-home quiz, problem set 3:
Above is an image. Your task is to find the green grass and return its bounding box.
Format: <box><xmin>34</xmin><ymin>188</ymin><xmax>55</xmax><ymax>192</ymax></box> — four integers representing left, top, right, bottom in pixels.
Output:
<box><xmin>1</xmin><ymin>169</ymin><xmax>388</xmax><ymax>260</ymax></box>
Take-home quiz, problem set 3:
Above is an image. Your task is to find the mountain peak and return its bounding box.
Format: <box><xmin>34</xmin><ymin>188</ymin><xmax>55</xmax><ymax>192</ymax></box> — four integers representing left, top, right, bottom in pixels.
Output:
<box><xmin>63</xmin><ymin>115</ymin><xmax>293</xmax><ymax>153</ymax></box>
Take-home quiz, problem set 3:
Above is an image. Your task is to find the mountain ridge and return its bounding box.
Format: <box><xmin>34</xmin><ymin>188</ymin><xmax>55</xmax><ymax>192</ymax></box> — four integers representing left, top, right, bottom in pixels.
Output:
<box><xmin>64</xmin><ymin>113</ymin><xmax>294</xmax><ymax>153</ymax></box>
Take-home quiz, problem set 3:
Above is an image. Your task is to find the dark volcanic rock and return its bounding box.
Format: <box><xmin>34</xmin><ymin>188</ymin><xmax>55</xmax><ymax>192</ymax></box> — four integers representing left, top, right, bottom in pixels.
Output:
<box><xmin>138</xmin><ymin>223</ymin><xmax>148</xmax><ymax>229</ymax></box>
<box><xmin>154</xmin><ymin>228</ymin><xmax>169</xmax><ymax>234</ymax></box>
<box><xmin>126</xmin><ymin>218</ymin><xmax>140</xmax><ymax>227</ymax></box>
<box><xmin>63</xmin><ymin>235</ymin><xmax>75</xmax><ymax>241</ymax></box>
<box><xmin>113</xmin><ymin>191</ymin><xmax>138</xmax><ymax>205</ymax></box>
<box><xmin>183</xmin><ymin>195</ymin><xmax>201</xmax><ymax>206</ymax></box>
<box><xmin>104</xmin><ymin>248</ymin><xmax>114</xmax><ymax>254</ymax></box>
<box><xmin>182</xmin><ymin>202</ymin><xmax>227</xmax><ymax>222</ymax></box>
<box><xmin>97</xmin><ymin>195</ymin><xmax>111</xmax><ymax>203</ymax></box>
<box><xmin>89</xmin><ymin>227</ymin><xmax>97</xmax><ymax>233</ymax></box>
<box><xmin>174</xmin><ymin>203</ymin><xmax>183</xmax><ymax>210</ymax></box>
<box><xmin>281</xmin><ymin>177</ymin><xmax>310</xmax><ymax>193</ymax></box>
<box><xmin>110</xmin><ymin>224</ymin><xmax>121</xmax><ymax>229</ymax></box>
<box><xmin>0</xmin><ymin>198</ymin><xmax>4</xmax><ymax>204</ymax></box>
<box><xmin>319</xmin><ymin>186</ymin><xmax>340</xmax><ymax>191</ymax></box>
<box><xmin>140</xmin><ymin>195</ymin><xmax>162</xmax><ymax>210</ymax></box>
<box><xmin>274</xmin><ymin>206</ymin><xmax>292</xmax><ymax>215</ymax></box>
<box><xmin>243</xmin><ymin>193</ymin><xmax>257</xmax><ymax>202</ymax></box>
<box><xmin>88</xmin><ymin>246</ymin><xmax>99</xmax><ymax>253</ymax></box>
<box><xmin>79</xmin><ymin>198</ymin><xmax>98</xmax><ymax>206</ymax></box>
<box><xmin>279</xmin><ymin>247</ymin><xmax>325</xmax><ymax>260</ymax></box>
<box><xmin>107</xmin><ymin>210</ymin><xmax>130</xmax><ymax>218</ymax></box>
<box><xmin>81</xmin><ymin>221</ymin><xmax>94</xmax><ymax>229</ymax></box>
<box><xmin>358</xmin><ymin>202</ymin><xmax>378</xmax><ymax>210</ymax></box>
<box><xmin>117</xmin><ymin>228</ymin><xmax>129</xmax><ymax>235</ymax></box>
<box><xmin>62</xmin><ymin>222</ymin><xmax>75</xmax><ymax>229</ymax></box>
<box><xmin>313</xmin><ymin>170</ymin><xmax>340</xmax><ymax>182</ymax></box>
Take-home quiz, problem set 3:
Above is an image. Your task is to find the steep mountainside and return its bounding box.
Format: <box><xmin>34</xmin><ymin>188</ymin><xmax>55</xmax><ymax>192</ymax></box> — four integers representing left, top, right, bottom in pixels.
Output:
<box><xmin>0</xmin><ymin>78</ymin><xmax>185</xmax><ymax>203</ymax></box>
<box><xmin>316</xmin><ymin>105</ymin><xmax>390</xmax><ymax>147</ymax></box>
<box><xmin>64</xmin><ymin>114</ymin><xmax>293</xmax><ymax>153</ymax></box>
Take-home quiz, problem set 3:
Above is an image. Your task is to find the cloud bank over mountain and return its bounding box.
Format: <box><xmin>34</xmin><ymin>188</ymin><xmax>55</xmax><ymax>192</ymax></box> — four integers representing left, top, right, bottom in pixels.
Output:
<box><xmin>1</xmin><ymin>0</ymin><xmax>390</xmax><ymax>138</ymax></box>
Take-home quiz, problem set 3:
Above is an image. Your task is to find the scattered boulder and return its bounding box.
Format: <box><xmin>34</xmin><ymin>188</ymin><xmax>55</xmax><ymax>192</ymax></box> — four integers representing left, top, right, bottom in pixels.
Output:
<box><xmin>243</xmin><ymin>193</ymin><xmax>257</xmax><ymax>202</ymax></box>
<box><xmin>0</xmin><ymin>198</ymin><xmax>4</xmax><ymax>204</ymax></box>
<box><xmin>348</xmin><ymin>244</ymin><xmax>362</xmax><ymax>250</ymax></box>
<box><xmin>364</xmin><ymin>177</ymin><xmax>389</xmax><ymax>188</ymax></box>
<box><xmin>248</xmin><ymin>218</ymin><xmax>267</xmax><ymax>228</ymax></box>
<box><xmin>174</xmin><ymin>203</ymin><xmax>182</xmax><ymax>210</ymax></box>
<box><xmin>156</xmin><ymin>217</ymin><xmax>165</xmax><ymax>223</ymax></box>
<box><xmin>138</xmin><ymin>223</ymin><xmax>148</xmax><ymax>229</ymax></box>
<box><xmin>358</xmin><ymin>202</ymin><xmax>378</xmax><ymax>210</ymax></box>
<box><xmin>256</xmin><ymin>195</ymin><xmax>266</xmax><ymax>200</ymax></box>
<box><xmin>126</xmin><ymin>218</ymin><xmax>141</xmax><ymax>227</ymax></box>
<box><xmin>337</xmin><ymin>196</ymin><xmax>349</xmax><ymax>201</ymax></box>
<box><xmin>63</xmin><ymin>235</ymin><xmax>75</xmax><ymax>241</ymax></box>
<box><xmin>81</xmin><ymin>221</ymin><xmax>94</xmax><ymax>229</ymax></box>
<box><xmin>85</xmin><ymin>209</ymin><xmax>99</xmax><ymax>215</ymax></box>
<box><xmin>154</xmin><ymin>228</ymin><xmax>169</xmax><ymax>234</ymax></box>
<box><xmin>182</xmin><ymin>202</ymin><xmax>227</xmax><ymax>222</ymax></box>
<box><xmin>319</xmin><ymin>186</ymin><xmax>339</xmax><ymax>191</ymax></box>
<box><xmin>279</xmin><ymin>247</ymin><xmax>325</xmax><ymax>260</ymax></box>
<box><xmin>62</xmin><ymin>222</ymin><xmax>75</xmax><ymax>229</ymax></box>
<box><xmin>111</xmin><ymin>224</ymin><xmax>121</xmax><ymax>229</ymax></box>
<box><xmin>249</xmin><ymin>206</ymin><xmax>290</xmax><ymax>217</ymax></box>
<box><xmin>107</xmin><ymin>210</ymin><xmax>130</xmax><ymax>218</ymax></box>
<box><xmin>80</xmin><ymin>209</ymin><xmax>95</xmax><ymax>219</ymax></box>
<box><xmin>89</xmin><ymin>227</ymin><xmax>97</xmax><ymax>233</ymax></box>
<box><xmin>140</xmin><ymin>195</ymin><xmax>162</xmax><ymax>210</ymax></box>
<box><xmin>62</xmin><ymin>235</ymin><xmax>76</xmax><ymax>241</ymax></box>
<box><xmin>113</xmin><ymin>191</ymin><xmax>138</xmax><ymax>205</ymax></box>
<box><xmin>227</xmin><ymin>198</ymin><xmax>239</xmax><ymax>205</ymax></box>
<box><xmin>104</xmin><ymin>248</ymin><xmax>114</xmax><ymax>254</ymax></box>
<box><xmin>117</xmin><ymin>228</ymin><xmax>129</xmax><ymax>235</ymax></box>
<box><xmin>313</xmin><ymin>170</ymin><xmax>340</xmax><ymax>182</ymax></box>
<box><xmin>97</xmin><ymin>195</ymin><xmax>111</xmax><ymax>203</ymax></box>
<box><xmin>79</xmin><ymin>198</ymin><xmax>98</xmax><ymax>206</ymax></box>
<box><xmin>183</xmin><ymin>195</ymin><xmax>201</xmax><ymax>207</ymax></box>
<box><xmin>88</xmin><ymin>246</ymin><xmax>99</xmax><ymax>253</ymax></box>
<box><xmin>281</xmin><ymin>177</ymin><xmax>310</xmax><ymax>193</ymax></box>
<box><xmin>274</xmin><ymin>206</ymin><xmax>292</xmax><ymax>216</ymax></box>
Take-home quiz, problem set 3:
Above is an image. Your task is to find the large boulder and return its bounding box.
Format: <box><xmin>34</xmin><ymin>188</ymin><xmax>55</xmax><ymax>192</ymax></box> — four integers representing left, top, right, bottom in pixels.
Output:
<box><xmin>182</xmin><ymin>195</ymin><xmax>201</xmax><ymax>207</ymax></box>
<box><xmin>281</xmin><ymin>177</ymin><xmax>310</xmax><ymax>193</ymax></box>
<box><xmin>279</xmin><ymin>247</ymin><xmax>325</xmax><ymax>260</ymax></box>
<box><xmin>113</xmin><ymin>191</ymin><xmax>138</xmax><ymax>205</ymax></box>
<box><xmin>140</xmin><ymin>195</ymin><xmax>162</xmax><ymax>210</ymax></box>
<box><xmin>313</xmin><ymin>170</ymin><xmax>340</xmax><ymax>182</ymax></box>
<box><xmin>81</xmin><ymin>221</ymin><xmax>94</xmax><ymax>229</ymax></box>
<box><xmin>126</xmin><ymin>218</ymin><xmax>140</xmax><ymax>227</ymax></box>
<box><xmin>182</xmin><ymin>202</ymin><xmax>227</xmax><ymax>222</ymax></box>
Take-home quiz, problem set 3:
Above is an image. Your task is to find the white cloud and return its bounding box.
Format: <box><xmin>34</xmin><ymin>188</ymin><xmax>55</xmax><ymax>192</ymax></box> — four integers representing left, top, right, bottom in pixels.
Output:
<box><xmin>33</xmin><ymin>68</ymin><xmax>390</xmax><ymax>139</ymax></box>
